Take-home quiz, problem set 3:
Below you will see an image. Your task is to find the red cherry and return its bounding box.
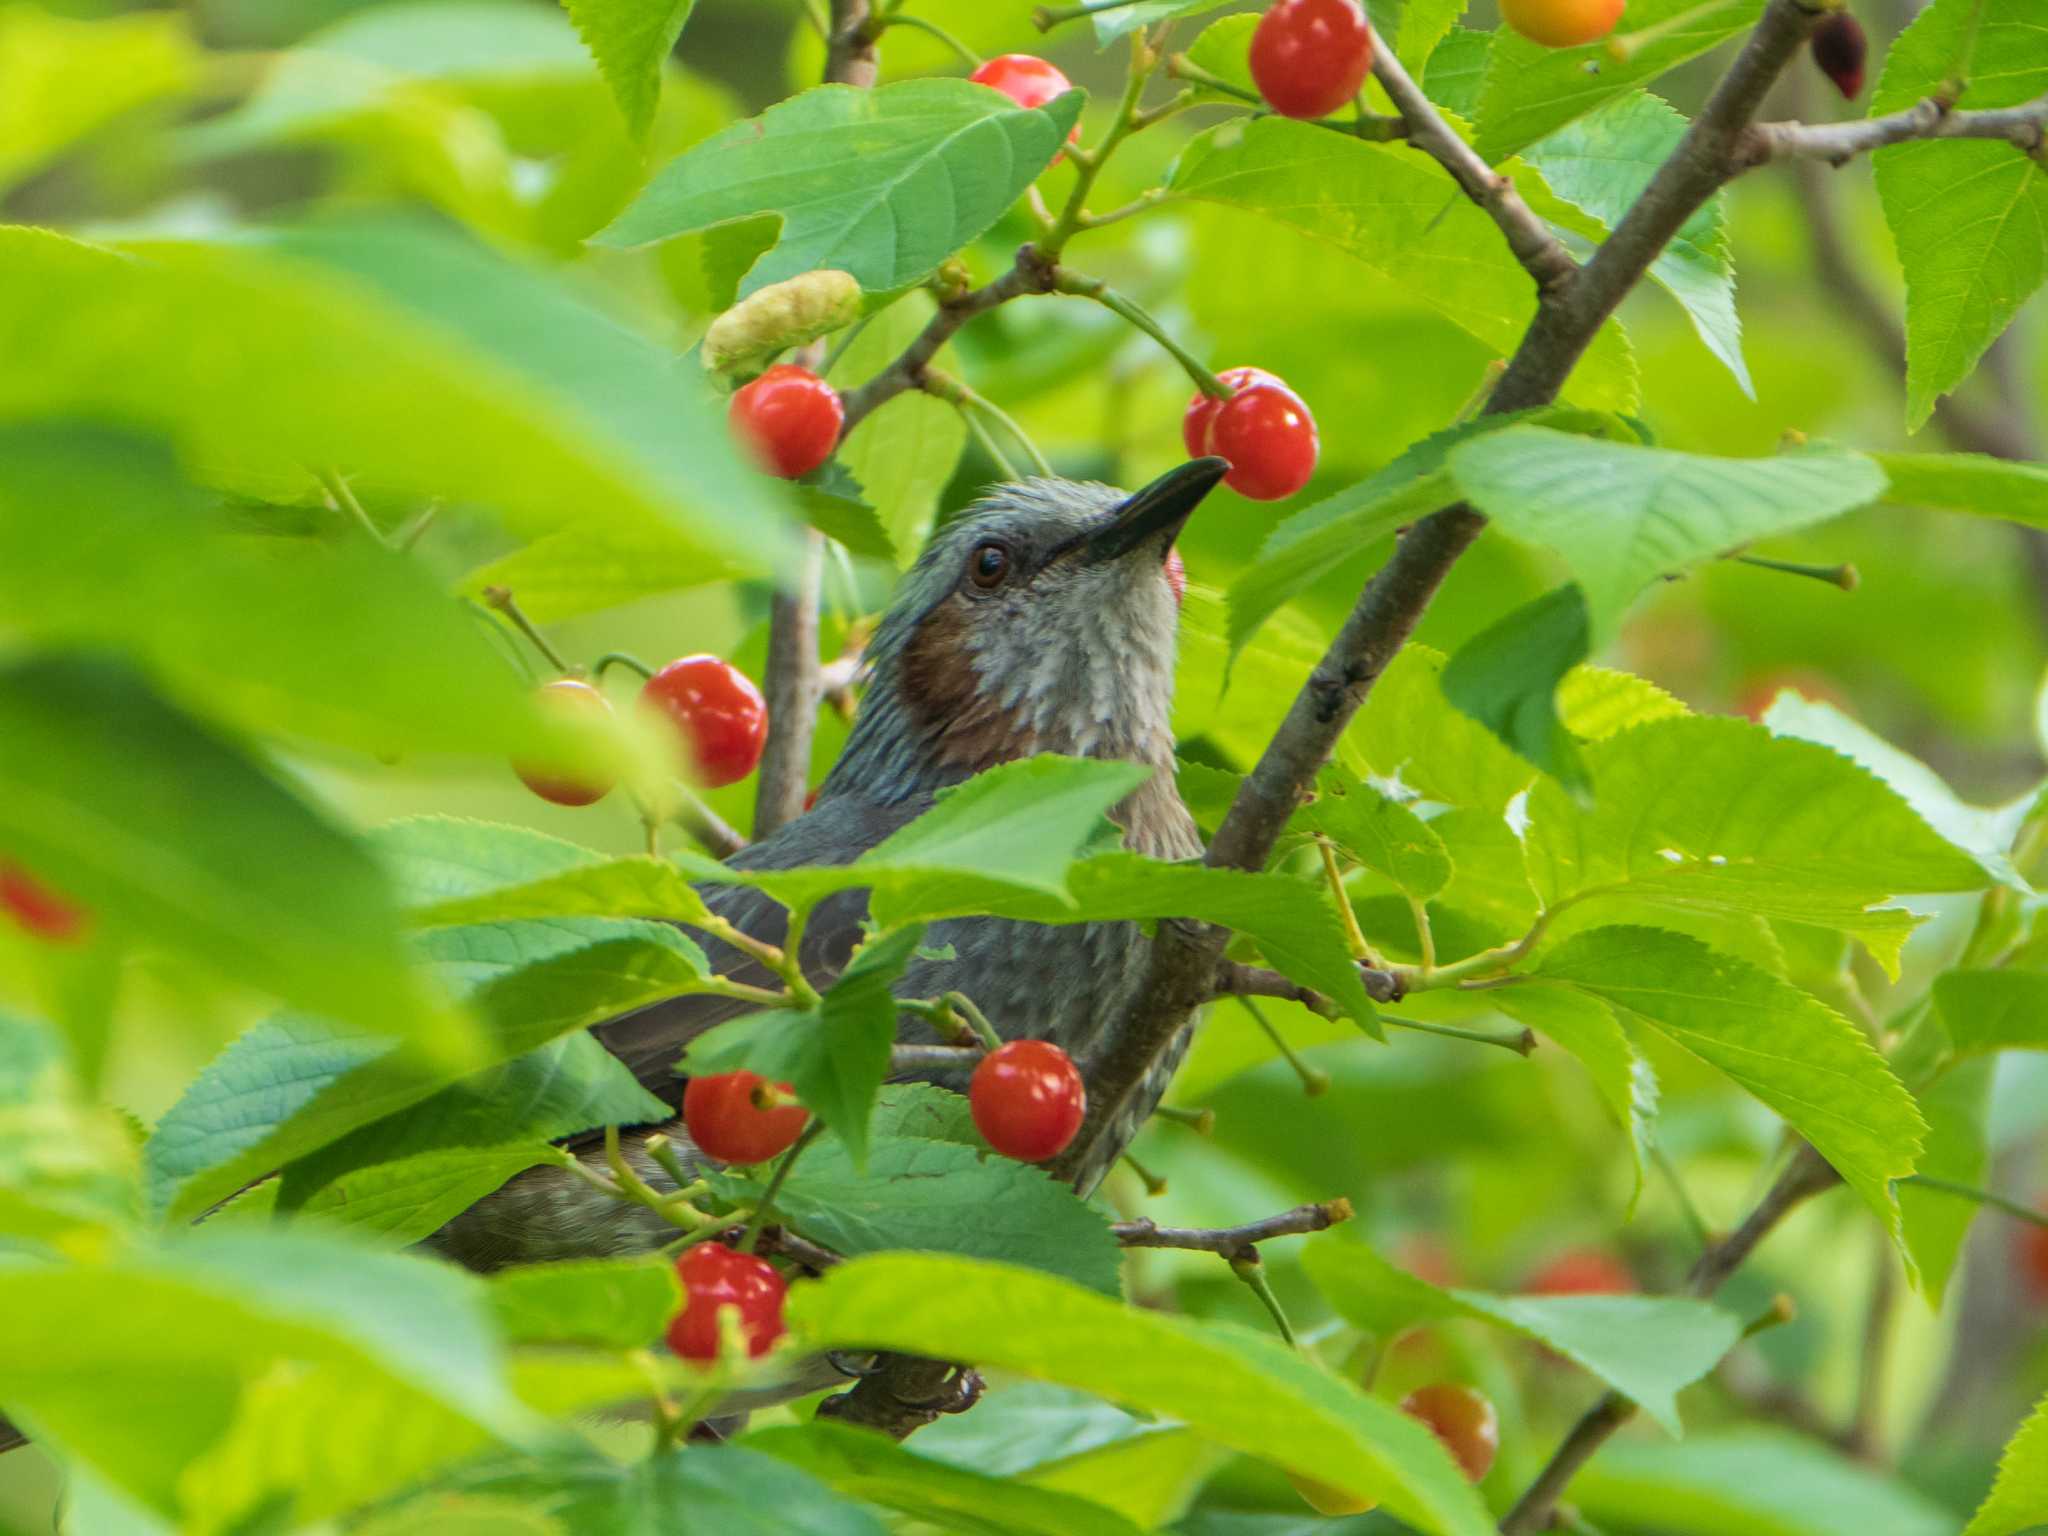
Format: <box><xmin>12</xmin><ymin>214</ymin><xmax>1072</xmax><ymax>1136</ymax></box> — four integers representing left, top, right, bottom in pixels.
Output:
<box><xmin>1809</xmin><ymin>12</ymin><xmax>1867</xmax><ymax>100</ymax></box>
<box><xmin>1400</xmin><ymin>1383</ymin><xmax>1500</xmax><ymax>1482</ymax></box>
<box><xmin>1164</xmin><ymin>545</ymin><xmax>1187</xmax><ymax>608</ymax></box>
<box><xmin>640</xmin><ymin>655</ymin><xmax>768</xmax><ymax>789</ymax></box>
<box><xmin>970</xmin><ymin>53</ymin><xmax>1074</xmax><ymax>111</ymax></box>
<box><xmin>1180</xmin><ymin>366</ymin><xmax>1297</xmax><ymax>458</ymax></box>
<box><xmin>2019</xmin><ymin>1200</ymin><xmax>2048</xmax><ymax>1300</ymax></box>
<box><xmin>1250</xmin><ymin>0</ymin><xmax>1375</xmax><ymax>120</ymax></box>
<box><xmin>667</xmin><ymin>1241</ymin><xmax>788</xmax><ymax>1361</ymax></box>
<box><xmin>0</xmin><ymin>863</ymin><xmax>87</xmax><ymax>944</ymax></box>
<box><xmin>728</xmin><ymin>364</ymin><xmax>842</xmax><ymax>479</ymax></box>
<box><xmin>1209</xmin><ymin>384</ymin><xmax>1318</xmax><ymax>500</ymax></box>
<box><xmin>684</xmin><ymin>1070</ymin><xmax>811</xmax><ymax>1165</ymax></box>
<box><xmin>1528</xmin><ymin>1248</ymin><xmax>1634</xmax><ymax>1295</ymax></box>
<box><xmin>513</xmin><ymin>678</ymin><xmax>614</xmax><ymax>807</ymax></box>
<box><xmin>970</xmin><ymin>1040</ymin><xmax>1086</xmax><ymax>1162</ymax></box>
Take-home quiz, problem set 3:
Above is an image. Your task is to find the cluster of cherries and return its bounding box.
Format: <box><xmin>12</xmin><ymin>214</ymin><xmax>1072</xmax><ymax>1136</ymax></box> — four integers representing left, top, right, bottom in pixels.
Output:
<box><xmin>663</xmin><ymin>1040</ymin><xmax>1085</xmax><ymax>1361</ymax></box>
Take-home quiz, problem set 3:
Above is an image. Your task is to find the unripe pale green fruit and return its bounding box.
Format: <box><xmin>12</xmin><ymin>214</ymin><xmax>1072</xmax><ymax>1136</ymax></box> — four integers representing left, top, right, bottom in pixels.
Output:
<box><xmin>703</xmin><ymin>269</ymin><xmax>861</xmax><ymax>374</ymax></box>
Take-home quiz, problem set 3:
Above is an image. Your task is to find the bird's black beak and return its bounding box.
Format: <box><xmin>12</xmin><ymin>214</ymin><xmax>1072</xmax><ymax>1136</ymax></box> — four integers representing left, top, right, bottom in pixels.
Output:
<box><xmin>1083</xmin><ymin>456</ymin><xmax>1228</xmax><ymax>565</ymax></box>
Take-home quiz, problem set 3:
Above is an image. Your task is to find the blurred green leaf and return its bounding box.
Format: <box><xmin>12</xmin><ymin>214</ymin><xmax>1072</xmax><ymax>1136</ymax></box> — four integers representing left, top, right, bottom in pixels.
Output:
<box><xmin>791</xmin><ymin>1254</ymin><xmax>1494</xmax><ymax>1536</ymax></box>
<box><xmin>1962</xmin><ymin>1391</ymin><xmax>2048</xmax><ymax>1536</ymax></box>
<box><xmin>451</xmin><ymin>1443</ymin><xmax>886</xmax><ymax>1535</ymax></box>
<box><xmin>1898</xmin><ymin>1057</ymin><xmax>1992</xmax><ymax>1306</ymax></box>
<box><xmin>1575</xmin><ymin>1426</ymin><xmax>1960</xmax><ymax>1536</ymax></box>
<box><xmin>562</xmin><ymin>0</ymin><xmax>695</xmax><ymax>139</ymax></box>
<box><xmin>710</xmin><ymin>1133</ymin><xmax>1124</xmax><ymax>1294</ymax></box>
<box><xmin>0</xmin><ymin>5</ymin><xmax>197</xmax><ymax>192</ymax></box>
<box><xmin>145</xmin><ymin>917</ymin><xmax>712</xmax><ymax>1222</ymax></box>
<box><xmin>1932</xmin><ymin>971</ymin><xmax>2048</xmax><ymax>1062</ymax></box>
<box><xmin>1876</xmin><ymin>450</ymin><xmax>2048</xmax><ymax>529</ymax></box>
<box><xmin>598</xmin><ymin>80</ymin><xmax>1084</xmax><ymax>297</ymax></box>
<box><xmin>295</xmin><ymin>1143</ymin><xmax>557</xmax><ymax>1243</ymax></box>
<box><xmin>487</xmin><ymin>1255</ymin><xmax>680</xmax><ymax>1348</ymax></box>
<box><xmin>1491</xmin><ymin>983</ymin><xmax>1657</xmax><ymax>1201</ymax></box>
<box><xmin>0</xmin><ymin>1010</ymin><xmax>140</xmax><ymax>1248</ymax></box>
<box><xmin>1093</xmin><ymin>0</ymin><xmax>1233</xmax><ymax>45</ymax></box>
<box><xmin>0</xmin><ymin>1230</ymin><xmax>527</xmax><ymax>1528</ymax></box>
<box><xmin>1524</xmin><ymin>91</ymin><xmax>1750</xmax><ymax>396</ymax></box>
<box><xmin>1302</xmin><ymin>1236</ymin><xmax>1739</xmax><ymax>1433</ymax></box>
<box><xmin>352</xmin><ymin>1494</ymin><xmax>568</xmax><ymax>1536</ymax></box>
<box><xmin>1532</xmin><ymin>927</ymin><xmax>1926</xmax><ymax>1247</ymax></box>
<box><xmin>1447</xmin><ymin>428</ymin><xmax>1886</xmax><ymax>642</ymax></box>
<box><xmin>1473</xmin><ymin>0</ymin><xmax>1765</xmax><ymax>160</ymax></box>
<box><xmin>747</xmin><ymin>1421</ymin><xmax>1144</xmax><ymax>1536</ymax></box>
<box><xmin>0</xmin><ymin>654</ymin><xmax>445</xmax><ymax>1051</ymax></box>
<box><xmin>1872</xmin><ymin>0</ymin><xmax>2048</xmax><ymax>430</ymax></box>
<box><xmin>1522</xmin><ymin>715</ymin><xmax>1991</xmax><ymax>973</ymax></box>
<box><xmin>1441</xmin><ymin>583</ymin><xmax>1592</xmax><ymax>789</ymax></box>
<box><xmin>1173</xmin><ymin>117</ymin><xmax>1640</xmax><ymax>414</ymax></box>
<box><xmin>0</xmin><ymin>223</ymin><xmax>792</xmax><ymax>578</ymax></box>
<box><xmin>0</xmin><ymin>424</ymin><xmax>540</xmax><ymax>760</ymax></box>
<box><xmin>1345</xmin><ymin>644</ymin><xmax>1538</xmax><ymax>813</ymax></box>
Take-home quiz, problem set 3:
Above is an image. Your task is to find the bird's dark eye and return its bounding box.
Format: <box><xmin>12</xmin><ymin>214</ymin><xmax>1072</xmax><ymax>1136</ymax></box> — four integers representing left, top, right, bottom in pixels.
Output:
<box><xmin>968</xmin><ymin>542</ymin><xmax>1010</xmax><ymax>590</ymax></box>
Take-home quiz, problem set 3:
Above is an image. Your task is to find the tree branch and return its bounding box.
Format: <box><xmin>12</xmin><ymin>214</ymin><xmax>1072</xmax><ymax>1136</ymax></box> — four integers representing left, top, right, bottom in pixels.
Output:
<box><xmin>1741</xmin><ymin>91</ymin><xmax>2048</xmax><ymax>169</ymax></box>
<box><xmin>1113</xmin><ymin>1197</ymin><xmax>1353</xmax><ymax>1256</ymax></box>
<box><xmin>1499</xmin><ymin>1143</ymin><xmax>1840</xmax><ymax>1535</ymax></box>
<box><xmin>1368</xmin><ymin>39</ymin><xmax>1579</xmax><ymax>298</ymax></box>
<box><xmin>1210</xmin><ymin>960</ymin><xmax>1406</xmax><ymax>1009</ymax></box>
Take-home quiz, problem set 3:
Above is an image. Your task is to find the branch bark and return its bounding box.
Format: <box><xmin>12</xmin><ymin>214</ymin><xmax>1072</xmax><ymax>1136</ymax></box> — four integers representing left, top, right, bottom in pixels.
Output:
<box><xmin>1743</xmin><ymin>91</ymin><xmax>2048</xmax><ymax>168</ymax></box>
<box><xmin>1498</xmin><ymin>1143</ymin><xmax>1840</xmax><ymax>1535</ymax></box>
<box><xmin>1114</xmin><ymin>1197</ymin><xmax>1353</xmax><ymax>1256</ymax></box>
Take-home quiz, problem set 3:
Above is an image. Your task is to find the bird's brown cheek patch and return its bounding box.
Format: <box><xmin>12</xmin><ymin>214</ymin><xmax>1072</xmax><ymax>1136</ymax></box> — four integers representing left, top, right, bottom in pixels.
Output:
<box><xmin>900</xmin><ymin>598</ymin><xmax>1041</xmax><ymax>772</ymax></box>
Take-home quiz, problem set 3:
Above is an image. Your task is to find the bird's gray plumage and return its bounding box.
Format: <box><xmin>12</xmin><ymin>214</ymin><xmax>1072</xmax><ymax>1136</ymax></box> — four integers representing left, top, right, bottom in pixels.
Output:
<box><xmin>427</xmin><ymin>463</ymin><xmax>1223</xmax><ymax>1274</ymax></box>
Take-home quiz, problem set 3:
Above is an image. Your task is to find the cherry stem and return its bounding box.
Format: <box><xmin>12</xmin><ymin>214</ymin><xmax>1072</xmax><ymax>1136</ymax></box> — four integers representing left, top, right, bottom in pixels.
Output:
<box><xmin>1381</xmin><ymin>1013</ymin><xmax>1537</xmax><ymax>1056</ymax></box>
<box><xmin>740</xmin><ymin>1121</ymin><xmax>824</xmax><ymax>1254</ymax></box>
<box><xmin>891</xmin><ymin>1042</ymin><xmax>985</xmax><ymax>1072</ymax></box>
<box><xmin>481</xmin><ymin>585</ymin><xmax>571</xmax><ymax>674</ymax></box>
<box><xmin>1314</xmin><ymin>835</ymin><xmax>1382</xmax><ymax>966</ymax></box>
<box><xmin>1604</xmin><ymin>0</ymin><xmax>1742</xmax><ymax>63</ymax></box>
<box><xmin>1408</xmin><ymin>895</ymin><xmax>1438</xmax><ymax>975</ymax></box>
<box><xmin>1054</xmin><ymin>271</ymin><xmax>1228</xmax><ymax>398</ymax></box>
<box><xmin>594</xmin><ymin>651</ymin><xmax>655</xmax><ymax>680</ymax></box>
<box><xmin>1239</xmin><ymin>997</ymin><xmax>1331</xmax><ymax>1096</ymax></box>
<box><xmin>1121</xmin><ymin>1149</ymin><xmax>1168</xmax><ymax>1197</ymax></box>
<box><xmin>673</xmin><ymin>790</ymin><xmax>748</xmax><ymax>860</ymax></box>
<box><xmin>942</xmin><ymin>990</ymin><xmax>1005</xmax><ymax>1052</ymax></box>
<box><xmin>629</xmin><ymin>1347</ymin><xmax>687</xmax><ymax>1453</ymax></box>
<box><xmin>317</xmin><ymin>466</ymin><xmax>382</xmax><ymax>546</ymax></box>
<box><xmin>1152</xmin><ymin>1103</ymin><xmax>1215</xmax><ymax>1135</ymax></box>
<box><xmin>642</xmin><ymin>1134</ymin><xmax>700</xmax><ymax>1195</ymax></box>
<box><xmin>878</xmin><ymin>10</ymin><xmax>981</xmax><ymax>66</ymax></box>
<box><xmin>924</xmin><ymin>370</ymin><xmax>1055</xmax><ymax>478</ymax></box>
<box><xmin>1734</xmin><ymin>553</ymin><xmax>1859</xmax><ymax>590</ymax></box>
<box><xmin>951</xmin><ymin>397</ymin><xmax>1021</xmax><ymax>481</ymax></box>
<box><xmin>1164</xmin><ymin>54</ymin><xmax>1406</xmax><ymax>139</ymax></box>
<box><xmin>1903</xmin><ymin>1172</ymin><xmax>2048</xmax><ymax>1231</ymax></box>
<box><xmin>1653</xmin><ymin>1143</ymin><xmax>1715</xmax><ymax>1252</ymax></box>
<box><xmin>1230</xmin><ymin>1252</ymin><xmax>1299</xmax><ymax>1346</ymax></box>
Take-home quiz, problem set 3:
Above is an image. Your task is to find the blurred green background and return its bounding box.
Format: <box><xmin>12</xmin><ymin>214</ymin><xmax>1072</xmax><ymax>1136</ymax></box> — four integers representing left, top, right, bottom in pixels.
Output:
<box><xmin>2</xmin><ymin>1</ymin><xmax>2045</xmax><ymax>1531</ymax></box>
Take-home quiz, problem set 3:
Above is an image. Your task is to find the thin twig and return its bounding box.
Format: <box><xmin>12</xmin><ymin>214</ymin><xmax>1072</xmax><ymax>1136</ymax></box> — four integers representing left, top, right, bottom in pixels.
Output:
<box><xmin>1113</xmin><ymin>1197</ymin><xmax>1353</xmax><ymax>1255</ymax></box>
<box><xmin>1904</xmin><ymin>1172</ymin><xmax>2048</xmax><ymax>1230</ymax></box>
<box><xmin>675</xmin><ymin>791</ymin><xmax>748</xmax><ymax>860</ymax></box>
<box><xmin>890</xmin><ymin>1042</ymin><xmax>986</xmax><ymax>1072</ymax></box>
<box><xmin>1740</xmin><ymin>92</ymin><xmax>2048</xmax><ymax>169</ymax></box>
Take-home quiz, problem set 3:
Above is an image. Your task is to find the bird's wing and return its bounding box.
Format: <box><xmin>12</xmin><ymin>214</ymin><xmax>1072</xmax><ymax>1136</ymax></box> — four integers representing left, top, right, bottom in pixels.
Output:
<box><xmin>586</xmin><ymin>792</ymin><xmax>931</xmax><ymax>1109</ymax></box>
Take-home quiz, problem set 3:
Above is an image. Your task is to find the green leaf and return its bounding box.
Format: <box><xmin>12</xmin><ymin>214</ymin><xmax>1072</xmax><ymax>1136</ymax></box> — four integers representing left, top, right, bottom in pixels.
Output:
<box><xmin>1346</xmin><ymin>644</ymin><xmax>1540</xmax><ymax>814</ymax></box>
<box><xmin>1296</xmin><ymin>766</ymin><xmax>1451</xmax><ymax>901</ymax></box>
<box><xmin>0</xmin><ymin>1010</ymin><xmax>141</xmax><ymax>1246</ymax></box>
<box><xmin>865</xmin><ymin>1082</ymin><xmax>982</xmax><ymax>1147</ymax></box>
<box><xmin>277</xmin><ymin>1027</ymin><xmax>672</xmax><ymax>1231</ymax></box>
<box><xmin>145</xmin><ymin>918</ymin><xmax>711</xmax><ymax>1223</ymax></box>
<box><xmin>1531</xmin><ymin>927</ymin><xmax>1927</xmax><ymax>1247</ymax></box>
<box><xmin>1873</xmin><ymin>0</ymin><xmax>2048</xmax><ymax>429</ymax></box>
<box><xmin>0</xmin><ymin>1230</ymin><xmax>527</xmax><ymax>1528</ymax></box>
<box><xmin>794</xmin><ymin>462</ymin><xmax>898</xmax><ymax>563</ymax></box>
<box><xmin>459</xmin><ymin>519</ymin><xmax>749</xmax><ymax>623</ymax></box>
<box><xmin>1171</xmin><ymin>117</ymin><xmax>1639</xmax><ymax>413</ymax></box>
<box><xmin>450</xmin><ymin>1443</ymin><xmax>886</xmax><ymax>1536</ymax></box>
<box><xmin>712</xmin><ymin>1135</ymin><xmax>1123</xmax><ymax>1295</ymax></box>
<box><xmin>1422</xmin><ymin>26</ymin><xmax>1489</xmax><ymax>116</ymax></box>
<box><xmin>1962</xmin><ymin>1391</ymin><xmax>2048</xmax><ymax>1536</ymax></box>
<box><xmin>1473</xmin><ymin>0</ymin><xmax>1766</xmax><ymax>161</ymax></box>
<box><xmin>0</xmin><ymin>655</ymin><xmax>446</xmax><ymax>1050</ymax></box>
<box><xmin>1302</xmin><ymin>1237</ymin><xmax>1737</xmax><ymax>1433</ymax></box>
<box><xmin>1182</xmin><ymin>14</ymin><xmax>1258</xmax><ymax>97</ymax></box>
<box><xmin>1490</xmin><ymin>984</ymin><xmax>1657</xmax><ymax>1203</ymax></box>
<box><xmin>0</xmin><ymin>5</ymin><xmax>198</xmax><ymax>192</ymax></box>
<box><xmin>352</xmin><ymin>1494</ymin><xmax>568</xmax><ymax>1536</ymax></box>
<box><xmin>1441</xmin><ymin>583</ymin><xmax>1592</xmax><ymax>788</ymax></box>
<box><xmin>790</xmin><ymin>1254</ymin><xmax>1494</xmax><ymax>1536</ymax></box>
<box><xmin>748</xmin><ymin>1421</ymin><xmax>1144</xmax><ymax>1536</ymax></box>
<box><xmin>561</xmin><ymin>0</ymin><xmax>695</xmax><ymax>139</ymax></box>
<box><xmin>1093</xmin><ymin>0</ymin><xmax>1234</xmax><ymax>45</ymax></box>
<box><xmin>689</xmin><ymin>927</ymin><xmax>926</xmax><ymax>1170</ymax></box>
<box><xmin>1523</xmin><ymin>91</ymin><xmax>1750</xmax><ymax>396</ymax></box>
<box><xmin>488</xmin><ymin>1255</ymin><xmax>680</xmax><ymax>1348</ymax></box>
<box><xmin>0</xmin><ymin>223</ymin><xmax>791</xmax><ymax>579</ymax></box>
<box><xmin>1523</xmin><ymin>715</ymin><xmax>1991</xmax><ymax>972</ymax></box>
<box><xmin>1447</xmin><ymin>428</ymin><xmax>1887</xmax><ymax>641</ymax></box>
<box><xmin>1932</xmin><ymin>971</ymin><xmax>2048</xmax><ymax>1062</ymax></box>
<box><xmin>377</xmin><ymin>817</ymin><xmax>616</xmax><ymax>911</ymax></box>
<box><xmin>0</xmin><ymin>425</ymin><xmax>543</xmax><ymax>761</ymax></box>
<box><xmin>1876</xmin><ymin>450</ymin><xmax>2048</xmax><ymax>530</ymax></box>
<box><xmin>1576</xmin><ymin>1426</ymin><xmax>1958</xmax><ymax>1536</ymax></box>
<box><xmin>1898</xmin><ymin>1057</ymin><xmax>1993</xmax><ymax>1306</ymax></box>
<box><xmin>597</xmin><ymin>79</ymin><xmax>1085</xmax><ymax>297</ymax></box>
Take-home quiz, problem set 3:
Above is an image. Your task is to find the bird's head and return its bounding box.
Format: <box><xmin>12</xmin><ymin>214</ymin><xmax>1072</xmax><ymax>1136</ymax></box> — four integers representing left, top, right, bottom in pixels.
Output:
<box><xmin>825</xmin><ymin>457</ymin><xmax>1228</xmax><ymax>803</ymax></box>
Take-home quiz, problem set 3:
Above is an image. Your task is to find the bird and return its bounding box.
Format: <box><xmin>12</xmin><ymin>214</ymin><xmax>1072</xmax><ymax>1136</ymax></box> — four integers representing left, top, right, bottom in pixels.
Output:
<box><xmin>425</xmin><ymin>456</ymin><xmax>1228</xmax><ymax>1276</ymax></box>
